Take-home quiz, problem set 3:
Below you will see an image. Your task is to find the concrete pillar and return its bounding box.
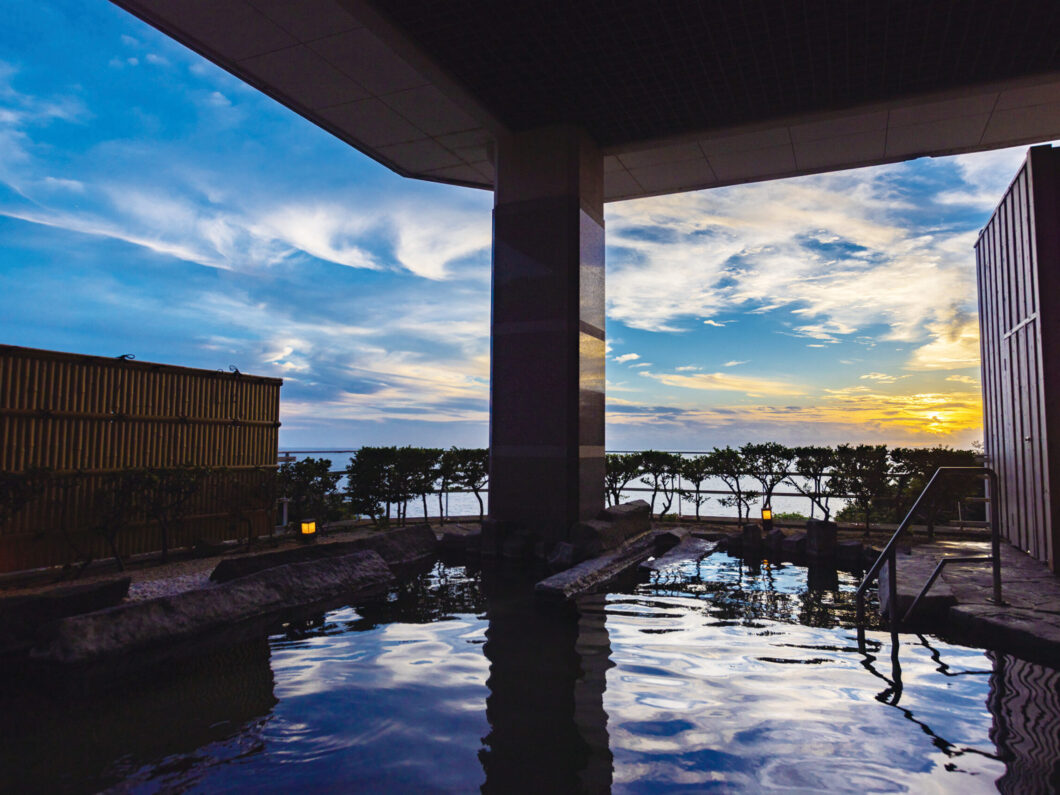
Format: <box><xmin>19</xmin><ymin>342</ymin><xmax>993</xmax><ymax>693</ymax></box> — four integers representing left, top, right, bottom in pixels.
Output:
<box><xmin>488</xmin><ymin>125</ymin><xmax>605</xmax><ymax>544</ymax></box>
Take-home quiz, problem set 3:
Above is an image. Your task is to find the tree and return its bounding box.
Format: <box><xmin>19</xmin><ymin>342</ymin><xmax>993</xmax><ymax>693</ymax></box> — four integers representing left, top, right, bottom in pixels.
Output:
<box><xmin>679</xmin><ymin>455</ymin><xmax>712</xmax><ymax>520</ymax></box>
<box><xmin>346</xmin><ymin>448</ymin><xmax>394</xmax><ymax>528</ymax></box>
<box><xmin>453</xmin><ymin>448</ymin><xmax>488</xmax><ymax>523</ymax></box>
<box><xmin>139</xmin><ymin>465</ymin><xmax>211</xmax><ymax>562</ymax></box>
<box><xmin>435</xmin><ymin>448</ymin><xmax>461</xmax><ymax>525</ymax></box>
<box><xmin>278</xmin><ymin>457</ymin><xmax>341</xmax><ymax>529</ymax></box>
<box><xmin>788</xmin><ymin>446</ymin><xmax>839</xmax><ymax>520</ymax></box>
<box><xmin>604</xmin><ymin>453</ymin><xmax>643</xmax><ymax>507</ymax></box>
<box><xmin>224</xmin><ymin>465</ymin><xmax>277</xmax><ymax>551</ymax></box>
<box><xmin>705</xmin><ymin>447</ymin><xmax>759</xmax><ymax>523</ymax></box>
<box><xmin>831</xmin><ymin>444</ymin><xmax>893</xmax><ymax>533</ymax></box>
<box><xmin>85</xmin><ymin>470</ymin><xmax>144</xmax><ymax>571</ymax></box>
<box><xmin>742</xmin><ymin>442</ymin><xmax>794</xmax><ymax>513</ymax></box>
<box><xmin>0</xmin><ymin>468</ymin><xmax>50</xmax><ymax>529</ymax></box>
<box><xmin>638</xmin><ymin>450</ymin><xmax>681</xmax><ymax>516</ymax></box>
<box><xmin>408</xmin><ymin>447</ymin><xmax>442</xmax><ymax>523</ymax></box>
<box><xmin>890</xmin><ymin>446</ymin><xmax>978</xmax><ymax>538</ymax></box>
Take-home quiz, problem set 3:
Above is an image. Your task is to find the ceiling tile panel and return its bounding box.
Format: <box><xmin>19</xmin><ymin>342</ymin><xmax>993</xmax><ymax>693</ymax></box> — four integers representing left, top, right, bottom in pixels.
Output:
<box><xmin>240</xmin><ymin>45</ymin><xmax>368</xmax><ymax>109</ymax></box>
<box><xmin>380</xmin><ymin>85</ymin><xmax>480</xmax><ymax>135</ymax></box>
<box><xmin>311</xmin><ymin>27</ymin><xmax>428</xmax><ymax>95</ymax></box>
<box><xmin>248</xmin><ymin>0</ymin><xmax>361</xmax><ymax>42</ymax></box>
<box><xmin>318</xmin><ymin>97</ymin><xmax>424</xmax><ymax>146</ymax></box>
<box><xmin>135</xmin><ymin>0</ymin><xmax>296</xmax><ymax>61</ymax></box>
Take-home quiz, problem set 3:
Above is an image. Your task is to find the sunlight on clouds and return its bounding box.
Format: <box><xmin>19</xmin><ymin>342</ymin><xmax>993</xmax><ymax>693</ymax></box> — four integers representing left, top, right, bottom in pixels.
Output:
<box><xmin>605</xmin><ymin>166</ymin><xmax>979</xmax><ymax>353</ymax></box>
<box><xmin>608</xmin><ymin>386</ymin><xmax>981</xmax><ymax>444</ymax></box>
<box><xmin>907</xmin><ymin>314</ymin><xmax>980</xmax><ymax>370</ymax></box>
<box><xmin>613</xmin><ymin>352</ymin><xmax>640</xmax><ymax>363</ymax></box>
<box><xmin>641</xmin><ymin>370</ymin><xmax>805</xmax><ymax>397</ymax></box>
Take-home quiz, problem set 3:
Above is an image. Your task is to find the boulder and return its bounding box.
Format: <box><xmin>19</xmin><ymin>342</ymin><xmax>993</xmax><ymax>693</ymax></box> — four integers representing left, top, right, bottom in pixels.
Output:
<box><xmin>536</xmin><ymin>532</ymin><xmax>659</xmax><ymax>604</ymax></box>
<box><xmin>781</xmin><ymin>532</ymin><xmax>807</xmax><ymax>560</ymax></box>
<box><xmin>210</xmin><ymin>524</ymin><xmax>437</xmax><ymax>583</ymax></box>
<box><xmin>33</xmin><ymin>550</ymin><xmax>395</xmax><ymax>668</ymax></box>
<box><xmin>806</xmin><ymin>519</ymin><xmax>838</xmax><ymax>560</ymax></box>
<box><xmin>641</xmin><ymin>537</ymin><xmax>716</xmax><ymax>572</ymax></box>
<box><xmin>741</xmin><ymin>523</ymin><xmax>762</xmax><ymax>551</ymax></box>
<box><xmin>837</xmin><ymin>540</ymin><xmax>864</xmax><ymax>569</ymax></box>
<box><xmin>765</xmin><ymin>529</ymin><xmax>786</xmax><ymax>556</ymax></box>
<box><xmin>597</xmin><ymin>500</ymin><xmax>651</xmax><ymax>535</ymax></box>
<box><xmin>572</xmin><ymin>502</ymin><xmax>652</xmax><ymax>560</ymax></box>
<box><xmin>0</xmin><ymin>577</ymin><xmax>131</xmax><ymax>648</ymax></box>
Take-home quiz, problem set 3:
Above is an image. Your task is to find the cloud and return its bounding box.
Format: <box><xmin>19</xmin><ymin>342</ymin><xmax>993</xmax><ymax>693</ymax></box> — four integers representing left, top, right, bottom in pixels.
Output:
<box><xmin>860</xmin><ymin>372</ymin><xmax>905</xmax><ymax>383</ymax></box>
<box><xmin>946</xmin><ymin>374</ymin><xmax>978</xmax><ymax>385</ymax></box>
<box><xmin>703</xmin><ymin>319</ymin><xmax>727</xmax><ymax>327</ymax></box>
<box><xmin>906</xmin><ymin>313</ymin><xmax>980</xmax><ymax>370</ymax></box>
<box><xmin>640</xmin><ymin>370</ymin><xmax>805</xmax><ymax>397</ymax></box>
<box><xmin>723</xmin><ymin>360</ymin><xmax>747</xmax><ymax>367</ymax></box>
<box><xmin>604</xmin><ymin>160</ymin><xmax>992</xmax><ymax>359</ymax></box>
<box><xmin>607</xmin><ymin>386</ymin><xmax>981</xmax><ymax>446</ymax></box>
<box><xmin>613</xmin><ymin>352</ymin><xmax>640</xmax><ymax>363</ymax></box>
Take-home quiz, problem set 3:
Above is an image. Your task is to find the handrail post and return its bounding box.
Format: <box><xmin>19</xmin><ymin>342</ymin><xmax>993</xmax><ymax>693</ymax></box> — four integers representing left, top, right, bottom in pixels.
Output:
<box><xmin>888</xmin><ymin>547</ymin><xmax>899</xmax><ymax>629</ymax></box>
<box><xmin>987</xmin><ymin>469</ymin><xmax>1003</xmax><ymax>604</ymax></box>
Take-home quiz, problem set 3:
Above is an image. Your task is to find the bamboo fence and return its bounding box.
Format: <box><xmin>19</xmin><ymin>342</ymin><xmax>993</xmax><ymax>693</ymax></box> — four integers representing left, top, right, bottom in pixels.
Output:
<box><xmin>0</xmin><ymin>345</ymin><xmax>281</xmax><ymax>572</ymax></box>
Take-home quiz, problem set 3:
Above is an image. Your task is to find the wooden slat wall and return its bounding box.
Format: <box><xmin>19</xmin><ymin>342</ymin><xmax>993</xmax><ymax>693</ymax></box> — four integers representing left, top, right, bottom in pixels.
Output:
<box><xmin>0</xmin><ymin>345</ymin><xmax>282</xmax><ymax>573</ymax></box>
<box><xmin>976</xmin><ymin>145</ymin><xmax>1060</xmax><ymax>573</ymax></box>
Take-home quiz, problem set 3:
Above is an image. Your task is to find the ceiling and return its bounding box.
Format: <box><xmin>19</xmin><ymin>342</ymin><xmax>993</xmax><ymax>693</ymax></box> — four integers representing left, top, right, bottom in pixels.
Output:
<box><xmin>111</xmin><ymin>0</ymin><xmax>1060</xmax><ymax>200</ymax></box>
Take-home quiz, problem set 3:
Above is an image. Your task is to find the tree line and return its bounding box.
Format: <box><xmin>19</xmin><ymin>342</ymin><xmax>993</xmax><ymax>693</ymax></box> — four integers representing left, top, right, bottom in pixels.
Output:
<box><xmin>0</xmin><ymin>443</ymin><xmax>980</xmax><ymax>575</ymax></box>
<box><xmin>606</xmin><ymin>443</ymin><xmax>981</xmax><ymax>531</ymax></box>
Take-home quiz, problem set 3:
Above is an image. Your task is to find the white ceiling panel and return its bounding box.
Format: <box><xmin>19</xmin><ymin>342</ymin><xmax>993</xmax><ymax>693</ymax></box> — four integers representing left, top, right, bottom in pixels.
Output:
<box><xmin>319</xmin><ymin>97</ymin><xmax>424</xmax><ymax>147</ymax></box>
<box><xmin>247</xmin><ymin>0</ymin><xmax>361</xmax><ymax>42</ymax></box>
<box><xmin>311</xmin><ymin>28</ymin><xmax>428</xmax><ymax>96</ymax></box>
<box><xmin>240</xmin><ymin>45</ymin><xmax>368</xmax><ymax>109</ymax></box>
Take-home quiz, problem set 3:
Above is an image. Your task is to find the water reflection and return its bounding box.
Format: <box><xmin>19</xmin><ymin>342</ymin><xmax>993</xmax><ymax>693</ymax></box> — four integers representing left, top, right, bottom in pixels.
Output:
<box><xmin>478</xmin><ymin>565</ymin><xmax>613</xmax><ymax>794</ymax></box>
<box><xmin>0</xmin><ymin>636</ymin><xmax>276</xmax><ymax>794</ymax></box>
<box><xmin>1</xmin><ymin>557</ymin><xmax>1058</xmax><ymax>793</ymax></box>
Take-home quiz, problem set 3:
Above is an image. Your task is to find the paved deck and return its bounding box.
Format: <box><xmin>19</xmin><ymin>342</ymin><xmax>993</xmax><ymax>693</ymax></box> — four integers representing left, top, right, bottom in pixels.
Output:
<box><xmin>885</xmin><ymin>540</ymin><xmax>1060</xmax><ymax>664</ymax></box>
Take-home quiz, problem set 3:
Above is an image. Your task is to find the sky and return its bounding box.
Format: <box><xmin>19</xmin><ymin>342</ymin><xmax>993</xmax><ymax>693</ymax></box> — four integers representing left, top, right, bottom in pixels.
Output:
<box><xmin>0</xmin><ymin>1</ymin><xmax>1050</xmax><ymax>453</ymax></box>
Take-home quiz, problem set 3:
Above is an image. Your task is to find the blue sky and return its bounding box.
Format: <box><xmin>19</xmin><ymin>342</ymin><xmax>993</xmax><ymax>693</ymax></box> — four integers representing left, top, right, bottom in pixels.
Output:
<box><xmin>0</xmin><ymin>1</ymin><xmax>1047</xmax><ymax>452</ymax></box>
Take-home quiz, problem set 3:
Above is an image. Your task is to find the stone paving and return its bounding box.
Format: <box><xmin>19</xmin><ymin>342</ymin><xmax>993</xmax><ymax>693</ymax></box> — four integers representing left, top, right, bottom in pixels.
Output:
<box><xmin>886</xmin><ymin>539</ymin><xmax>1060</xmax><ymax>664</ymax></box>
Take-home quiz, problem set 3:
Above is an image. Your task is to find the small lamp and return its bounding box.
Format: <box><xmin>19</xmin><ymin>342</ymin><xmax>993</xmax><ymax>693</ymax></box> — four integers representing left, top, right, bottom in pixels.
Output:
<box><xmin>761</xmin><ymin>506</ymin><xmax>773</xmax><ymax>533</ymax></box>
<box><xmin>301</xmin><ymin>519</ymin><xmax>317</xmax><ymax>543</ymax></box>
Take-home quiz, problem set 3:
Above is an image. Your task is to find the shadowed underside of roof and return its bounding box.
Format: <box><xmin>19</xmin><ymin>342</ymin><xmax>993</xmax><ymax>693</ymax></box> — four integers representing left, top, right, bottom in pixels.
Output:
<box><xmin>111</xmin><ymin>0</ymin><xmax>1060</xmax><ymax>200</ymax></box>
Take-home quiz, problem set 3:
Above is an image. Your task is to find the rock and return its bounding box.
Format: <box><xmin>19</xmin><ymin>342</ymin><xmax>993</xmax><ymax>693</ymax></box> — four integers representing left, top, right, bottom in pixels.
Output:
<box><xmin>720</xmin><ymin>533</ymin><xmax>742</xmax><ymax>554</ymax></box>
<box><xmin>641</xmin><ymin>537</ymin><xmax>716</xmax><ymax>572</ymax></box>
<box><xmin>547</xmin><ymin>542</ymin><xmax>576</xmax><ymax>573</ymax></box>
<box><xmin>765</xmin><ymin>529</ymin><xmax>786</xmax><ymax>555</ymax></box>
<box><xmin>536</xmin><ymin>532</ymin><xmax>660</xmax><ymax>604</ymax></box>
<box><xmin>837</xmin><ymin>540</ymin><xmax>864</xmax><ymax>569</ymax></box>
<box><xmin>0</xmin><ymin>577</ymin><xmax>131</xmax><ymax>645</ymax></box>
<box><xmin>572</xmin><ymin>502</ymin><xmax>652</xmax><ymax>560</ymax></box>
<box><xmin>439</xmin><ymin>530</ymin><xmax>477</xmax><ymax>554</ymax></box>
<box><xmin>741</xmin><ymin>523</ymin><xmax>762</xmax><ymax>550</ymax></box>
<box><xmin>597</xmin><ymin>500</ymin><xmax>651</xmax><ymax>535</ymax></box>
<box><xmin>32</xmin><ymin>550</ymin><xmax>395</xmax><ymax>668</ymax></box>
<box><xmin>781</xmin><ymin>532</ymin><xmax>807</xmax><ymax>560</ymax></box>
<box><xmin>806</xmin><ymin>519</ymin><xmax>838</xmax><ymax>560</ymax></box>
<box><xmin>210</xmin><ymin>524</ymin><xmax>437</xmax><ymax>583</ymax></box>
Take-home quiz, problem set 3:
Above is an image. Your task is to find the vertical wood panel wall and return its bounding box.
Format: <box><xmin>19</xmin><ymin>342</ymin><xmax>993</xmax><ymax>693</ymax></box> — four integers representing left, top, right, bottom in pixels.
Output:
<box><xmin>0</xmin><ymin>345</ymin><xmax>282</xmax><ymax>573</ymax></box>
<box><xmin>976</xmin><ymin>145</ymin><xmax>1060</xmax><ymax>573</ymax></box>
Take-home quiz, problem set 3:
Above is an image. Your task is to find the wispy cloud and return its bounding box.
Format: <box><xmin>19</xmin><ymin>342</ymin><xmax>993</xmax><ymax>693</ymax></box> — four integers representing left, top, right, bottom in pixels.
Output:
<box><xmin>640</xmin><ymin>370</ymin><xmax>805</xmax><ymax>397</ymax></box>
<box><xmin>613</xmin><ymin>352</ymin><xmax>640</xmax><ymax>364</ymax></box>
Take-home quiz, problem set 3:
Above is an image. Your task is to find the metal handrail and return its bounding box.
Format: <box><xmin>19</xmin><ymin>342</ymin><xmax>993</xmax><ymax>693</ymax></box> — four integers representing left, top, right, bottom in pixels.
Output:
<box><xmin>855</xmin><ymin>466</ymin><xmax>1002</xmax><ymax>630</ymax></box>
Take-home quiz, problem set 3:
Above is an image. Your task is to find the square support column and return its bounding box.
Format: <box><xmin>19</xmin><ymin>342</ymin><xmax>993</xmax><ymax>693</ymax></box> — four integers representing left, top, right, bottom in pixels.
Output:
<box><xmin>488</xmin><ymin>125</ymin><xmax>605</xmax><ymax>545</ymax></box>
